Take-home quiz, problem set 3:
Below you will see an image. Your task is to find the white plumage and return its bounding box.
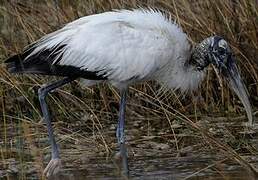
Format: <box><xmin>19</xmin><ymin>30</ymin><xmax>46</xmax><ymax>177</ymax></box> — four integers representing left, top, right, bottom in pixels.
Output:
<box><xmin>27</xmin><ymin>9</ymin><xmax>204</xmax><ymax>91</ymax></box>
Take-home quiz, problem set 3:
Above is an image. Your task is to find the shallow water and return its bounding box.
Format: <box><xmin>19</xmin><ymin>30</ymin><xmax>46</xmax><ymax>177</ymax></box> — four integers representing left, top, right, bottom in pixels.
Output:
<box><xmin>3</xmin><ymin>155</ymin><xmax>255</xmax><ymax>180</ymax></box>
<box><xmin>1</xmin><ymin>115</ymin><xmax>258</xmax><ymax>179</ymax></box>
<box><xmin>60</xmin><ymin>155</ymin><xmax>254</xmax><ymax>180</ymax></box>
<box><xmin>2</xmin><ymin>149</ymin><xmax>257</xmax><ymax>180</ymax></box>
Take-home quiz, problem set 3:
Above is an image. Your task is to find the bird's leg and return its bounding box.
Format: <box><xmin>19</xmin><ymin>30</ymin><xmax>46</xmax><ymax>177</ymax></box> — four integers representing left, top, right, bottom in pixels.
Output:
<box><xmin>115</xmin><ymin>89</ymin><xmax>129</xmax><ymax>176</ymax></box>
<box><xmin>38</xmin><ymin>77</ymin><xmax>76</xmax><ymax>177</ymax></box>
<box><xmin>116</xmin><ymin>90</ymin><xmax>127</xmax><ymax>144</ymax></box>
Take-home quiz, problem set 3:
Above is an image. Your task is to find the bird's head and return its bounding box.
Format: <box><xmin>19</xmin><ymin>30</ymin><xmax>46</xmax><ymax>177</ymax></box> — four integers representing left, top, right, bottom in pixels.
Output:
<box><xmin>190</xmin><ymin>36</ymin><xmax>253</xmax><ymax>125</ymax></box>
<box><xmin>190</xmin><ymin>36</ymin><xmax>231</xmax><ymax>72</ymax></box>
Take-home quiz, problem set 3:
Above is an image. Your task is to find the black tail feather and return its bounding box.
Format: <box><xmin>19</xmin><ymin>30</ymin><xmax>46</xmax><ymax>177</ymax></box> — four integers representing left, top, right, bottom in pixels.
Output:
<box><xmin>4</xmin><ymin>45</ymin><xmax>107</xmax><ymax>80</ymax></box>
<box><xmin>5</xmin><ymin>54</ymin><xmax>28</xmax><ymax>73</ymax></box>
<box><xmin>5</xmin><ymin>52</ymin><xmax>54</xmax><ymax>75</ymax></box>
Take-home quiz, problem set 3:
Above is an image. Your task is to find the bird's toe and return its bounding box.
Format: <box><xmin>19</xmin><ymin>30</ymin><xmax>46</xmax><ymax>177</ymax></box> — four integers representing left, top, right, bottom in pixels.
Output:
<box><xmin>242</xmin><ymin>122</ymin><xmax>258</xmax><ymax>129</ymax></box>
<box><xmin>43</xmin><ymin>158</ymin><xmax>62</xmax><ymax>177</ymax></box>
<box><xmin>114</xmin><ymin>151</ymin><xmax>122</xmax><ymax>160</ymax></box>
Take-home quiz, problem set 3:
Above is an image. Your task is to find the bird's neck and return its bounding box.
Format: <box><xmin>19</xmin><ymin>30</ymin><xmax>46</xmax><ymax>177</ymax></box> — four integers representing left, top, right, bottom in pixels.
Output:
<box><xmin>186</xmin><ymin>38</ymin><xmax>211</xmax><ymax>71</ymax></box>
<box><xmin>155</xmin><ymin>55</ymin><xmax>206</xmax><ymax>92</ymax></box>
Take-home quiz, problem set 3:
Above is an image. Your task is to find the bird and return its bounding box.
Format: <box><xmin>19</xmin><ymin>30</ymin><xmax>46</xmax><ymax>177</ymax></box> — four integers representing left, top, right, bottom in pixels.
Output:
<box><xmin>5</xmin><ymin>8</ymin><xmax>253</xmax><ymax>177</ymax></box>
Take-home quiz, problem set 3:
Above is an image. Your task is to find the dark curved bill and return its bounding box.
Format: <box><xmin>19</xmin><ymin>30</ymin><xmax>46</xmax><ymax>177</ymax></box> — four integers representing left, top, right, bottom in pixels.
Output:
<box><xmin>221</xmin><ymin>56</ymin><xmax>253</xmax><ymax>126</ymax></box>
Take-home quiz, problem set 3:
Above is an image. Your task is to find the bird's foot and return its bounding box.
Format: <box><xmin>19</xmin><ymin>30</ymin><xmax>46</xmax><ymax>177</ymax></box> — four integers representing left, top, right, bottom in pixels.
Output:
<box><xmin>114</xmin><ymin>144</ymin><xmax>129</xmax><ymax>178</ymax></box>
<box><xmin>114</xmin><ymin>151</ymin><xmax>123</xmax><ymax>160</ymax></box>
<box><xmin>242</xmin><ymin>122</ymin><xmax>258</xmax><ymax>129</ymax></box>
<box><xmin>43</xmin><ymin>158</ymin><xmax>62</xmax><ymax>177</ymax></box>
<box><xmin>239</xmin><ymin>122</ymin><xmax>258</xmax><ymax>135</ymax></box>
<box><xmin>114</xmin><ymin>143</ymin><xmax>127</xmax><ymax>161</ymax></box>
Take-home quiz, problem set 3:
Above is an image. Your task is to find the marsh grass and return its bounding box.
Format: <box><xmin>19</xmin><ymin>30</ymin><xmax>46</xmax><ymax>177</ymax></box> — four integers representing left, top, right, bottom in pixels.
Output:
<box><xmin>0</xmin><ymin>0</ymin><xmax>257</xmax><ymax>179</ymax></box>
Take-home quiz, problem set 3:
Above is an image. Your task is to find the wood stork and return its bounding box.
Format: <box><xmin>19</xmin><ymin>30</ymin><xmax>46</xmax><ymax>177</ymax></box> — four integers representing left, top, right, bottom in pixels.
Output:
<box><xmin>5</xmin><ymin>8</ymin><xmax>253</xmax><ymax>177</ymax></box>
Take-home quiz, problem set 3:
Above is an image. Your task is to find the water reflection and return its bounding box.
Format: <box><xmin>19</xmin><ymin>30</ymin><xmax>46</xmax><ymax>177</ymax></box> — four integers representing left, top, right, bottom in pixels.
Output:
<box><xmin>53</xmin><ymin>154</ymin><xmax>254</xmax><ymax>180</ymax></box>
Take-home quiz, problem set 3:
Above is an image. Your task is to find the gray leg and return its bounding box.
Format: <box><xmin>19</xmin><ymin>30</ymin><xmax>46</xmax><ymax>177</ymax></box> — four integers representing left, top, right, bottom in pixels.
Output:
<box><xmin>115</xmin><ymin>89</ymin><xmax>129</xmax><ymax>176</ymax></box>
<box><xmin>38</xmin><ymin>77</ymin><xmax>76</xmax><ymax>177</ymax></box>
<box><xmin>116</xmin><ymin>90</ymin><xmax>127</xmax><ymax>144</ymax></box>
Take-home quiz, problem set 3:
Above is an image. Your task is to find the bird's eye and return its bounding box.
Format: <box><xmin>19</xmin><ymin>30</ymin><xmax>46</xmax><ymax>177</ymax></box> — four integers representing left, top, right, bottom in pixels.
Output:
<box><xmin>218</xmin><ymin>47</ymin><xmax>226</xmax><ymax>54</ymax></box>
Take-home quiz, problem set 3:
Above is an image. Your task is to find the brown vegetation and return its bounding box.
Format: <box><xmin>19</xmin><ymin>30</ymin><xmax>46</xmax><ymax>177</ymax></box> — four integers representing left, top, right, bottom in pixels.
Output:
<box><xmin>0</xmin><ymin>0</ymin><xmax>257</xmax><ymax>179</ymax></box>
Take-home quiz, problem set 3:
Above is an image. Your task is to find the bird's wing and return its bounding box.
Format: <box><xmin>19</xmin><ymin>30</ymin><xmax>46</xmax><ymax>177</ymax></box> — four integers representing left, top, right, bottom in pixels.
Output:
<box><xmin>26</xmin><ymin>10</ymin><xmax>179</xmax><ymax>82</ymax></box>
